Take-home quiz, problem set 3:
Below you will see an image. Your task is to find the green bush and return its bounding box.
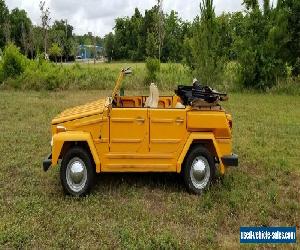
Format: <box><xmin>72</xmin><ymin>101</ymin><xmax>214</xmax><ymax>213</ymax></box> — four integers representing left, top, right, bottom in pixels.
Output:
<box><xmin>145</xmin><ymin>57</ymin><xmax>160</xmax><ymax>84</ymax></box>
<box><xmin>221</xmin><ymin>61</ymin><xmax>242</xmax><ymax>91</ymax></box>
<box><xmin>20</xmin><ymin>60</ymin><xmax>70</xmax><ymax>91</ymax></box>
<box><xmin>159</xmin><ymin>62</ymin><xmax>191</xmax><ymax>90</ymax></box>
<box><xmin>2</xmin><ymin>44</ymin><xmax>27</xmax><ymax>80</ymax></box>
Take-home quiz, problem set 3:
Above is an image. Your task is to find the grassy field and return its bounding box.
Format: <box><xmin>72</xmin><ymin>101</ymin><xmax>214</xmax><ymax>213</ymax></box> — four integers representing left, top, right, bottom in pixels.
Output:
<box><xmin>2</xmin><ymin>59</ymin><xmax>300</xmax><ymax>95</ymax></box>
<box><xmin>1</xmin><ymin>61</ymin><xmax>193</xmax><ymax>92</ymax></box>
<box><xmin>0</xmin><ymin>90</ymin><xmax>299</xmax><ymax>248</ymax></box>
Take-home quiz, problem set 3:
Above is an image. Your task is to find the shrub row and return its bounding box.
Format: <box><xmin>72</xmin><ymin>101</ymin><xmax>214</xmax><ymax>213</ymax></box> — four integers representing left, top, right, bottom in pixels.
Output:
<box><xmin>0</xmin><ymin>44</ymin><xmax>299</xmax><ymax>94</ymax></box>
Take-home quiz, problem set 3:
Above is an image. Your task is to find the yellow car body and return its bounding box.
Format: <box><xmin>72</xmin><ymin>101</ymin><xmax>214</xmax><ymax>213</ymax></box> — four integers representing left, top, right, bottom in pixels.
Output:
<box><xmin>47</xmin><ymin>97</ymin><xmax>234</xmax><ymax>174</ymax></box>
<box><xmin>43</xmin><ymin>69</ymin><xmax>238</xmax><ymax>196</ymax></box>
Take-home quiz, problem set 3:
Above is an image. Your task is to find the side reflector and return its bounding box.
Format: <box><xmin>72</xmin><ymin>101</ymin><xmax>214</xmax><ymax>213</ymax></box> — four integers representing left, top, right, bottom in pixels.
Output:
<box><xmin>56</xmin><ymin>125</ymin><xmax>66</xmax><ymax>133</ymax></box>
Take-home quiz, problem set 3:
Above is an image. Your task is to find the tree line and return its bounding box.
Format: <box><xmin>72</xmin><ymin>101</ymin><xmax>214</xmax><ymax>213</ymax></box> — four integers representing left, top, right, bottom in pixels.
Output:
<box><xmin>104</xmin><ymin>0</ymin><xmax>300</xmax><ymax>89</ymax></box>
<box><xmin>0</xmin><ymin>0</ymin><xmax>103</xmax><ymax>61</ymax></box>
<box><xmin>104</xmin><ymin>6</ymin><xmax>190</xmax><ymax>63</ymax></box>
<box><xmin>0</xmin><ymin>0</ymin><xmax>300</xmax><ymax>89</ymax></box>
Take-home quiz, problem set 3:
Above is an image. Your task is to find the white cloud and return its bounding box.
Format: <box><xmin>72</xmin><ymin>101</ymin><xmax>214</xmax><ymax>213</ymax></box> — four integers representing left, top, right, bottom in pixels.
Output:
<box><xmin>5</xmin><ymin>0</ymin><xmax>245</xmax><ymax>36</ymax></box>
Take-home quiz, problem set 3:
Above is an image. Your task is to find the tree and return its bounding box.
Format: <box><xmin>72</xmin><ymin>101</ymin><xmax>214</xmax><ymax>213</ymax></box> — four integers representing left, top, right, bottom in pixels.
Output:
<box><xmin>9</xmin><ymin>8</ymin><xmax>32</xmax><ymax>54</ymax></box>
<box><xmin>3</xmin><ymin>21</ymin><xmax>11</xmax><ymax>44</ymax></box>
<box><xmin>190</xmin><ymin>0</ymin><xmax>223</xmax><ymax>85</ymax></box>
<box><xmin>146</xmin><ymin>32</ymin><xmax>157</xmax><ymax>58</ymax></box>
<box><xmin>243</xmin><ymin>0</ymin><xmax>259</xmax><ymax>10</ymax></box>
<box><xmin>39</xmin><ymin>1</ymin><xmax>51</xmax><ymax>58</ymax></box>
<box><xmin>162</xmin><ymin>11</ymin><xmax>183</xmax><ymax>62</ymax></box>
<box><xmin>233</xmin><ymin>0</ymin><xmax>287</xmax><ymax>89</ymax></box>
<box><xmin>144</xmin><ymin>5</ymin><xmax>159</xmax><ymax>55</ymax></box>
<box><xmin>157</xmin><ymin>0</ymin><xmax>165</xmax><ymax>61</ymax></box>
<box><xmin>103</xmin><ymin>5</ymin><xmax>190</xmax><ymax>62</ymax></box>
<box><xmin>49</xmin><ymin>43</ymin><xmax>62</xmax><ymax>63</ymax></box>
<box><xmin>114</xmin><ymin>17</ymin><xmax>131</xmax><ymax>59</ymax></box>
<box><xmin>67</xmin><ymin>38</ymin><xmax>77</xmax><ymax>59</ymax></box>
<box><xmin>32</xmin><ymin>26</ymin><xmax>44</xmax><ymax>57</ymax></box>
<box><xmin>51</xmin><ymin>19</ymin><xmax>74</xmax><ymax>61</ymax></box>
<box><xmin>279</xmin><ymin>0</ymin><xmax>300</xmax><ymax>75</ymax></box>
<box><xmin>0</xmin><ymin>0</ymin><xmax>9</xmax><ymax>48</ymax></box>
<box><xmin>27</xmin><ymin>25</ymin><xmax>35</xmax><ymax>58</ymax></box>
<box><xmin>129</xmin><ymin>8</ymin><xmax>144</xmax><ymax>60</ymax></box>
<box><xmin>104</xmin><ymin>32</ymin><xmax>115</xmax><ymax>61</ymax></box>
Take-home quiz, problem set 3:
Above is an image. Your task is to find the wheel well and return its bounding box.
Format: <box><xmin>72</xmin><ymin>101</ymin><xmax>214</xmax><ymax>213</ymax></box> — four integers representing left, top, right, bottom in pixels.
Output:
<box><xmin>60</xmin><ymin>141</ymin><xmax>95</xmax><ymax>166</ymax></box>
<box><xmin>181</xmin><ymin>140</ymin><xmax>218</xmax><ymax>170</ymax></box>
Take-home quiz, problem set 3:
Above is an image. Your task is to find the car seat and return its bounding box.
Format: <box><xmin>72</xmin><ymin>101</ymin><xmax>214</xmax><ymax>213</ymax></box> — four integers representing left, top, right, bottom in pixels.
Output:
<box><xmin>145</xmin><ymin>83</ymin><xmax>159</xmax><ymax>108</ymax></box>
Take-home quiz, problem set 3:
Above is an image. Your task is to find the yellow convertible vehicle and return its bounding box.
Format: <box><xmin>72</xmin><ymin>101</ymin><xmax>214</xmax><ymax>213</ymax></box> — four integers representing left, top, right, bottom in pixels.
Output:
<box><xmin>43</xmin><ymin>68</ymin><xmax>238</xmax><ymax>196</ymax></box>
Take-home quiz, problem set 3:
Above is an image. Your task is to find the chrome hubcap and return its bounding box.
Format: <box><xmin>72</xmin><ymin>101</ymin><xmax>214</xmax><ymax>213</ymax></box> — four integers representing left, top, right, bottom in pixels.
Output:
<box><xmin>66</xmin><ymin>157</ymin><xmax>87</xmax><ymax>192</ymax></box>
<box><xmin>190</xmin><ymin>156</ymin><xmax>210</xmax><ymax>189</ymax></box>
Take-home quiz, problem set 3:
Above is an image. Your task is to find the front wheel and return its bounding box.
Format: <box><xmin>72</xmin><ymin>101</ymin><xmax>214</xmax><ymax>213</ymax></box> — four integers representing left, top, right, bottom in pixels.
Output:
<box><xmin>183</xmin><ymin>146</ymin><xmax>215</xmax><ymax>194</ymax></box>
<box><xmin>60</xmin><ymin>146</ymin><xmax>96</xmax><ymax>196</ymax></box>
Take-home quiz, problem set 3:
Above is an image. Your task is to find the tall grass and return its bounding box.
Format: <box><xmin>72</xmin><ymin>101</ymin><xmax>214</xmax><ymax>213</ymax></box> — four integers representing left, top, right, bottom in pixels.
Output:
<box><xmin>0</xmin><ymin>45</ymin><xmax>191</xmax><ymax>91</ymax></box>
<box><xmin>0</xmin><ymin>59</ymin><xmax>193</xmax><ymax>91</ymax></box>
<box><xmin>0</xmin><ymin>44</ymin><xmax>299</xmax><ymax>94</ymax></box>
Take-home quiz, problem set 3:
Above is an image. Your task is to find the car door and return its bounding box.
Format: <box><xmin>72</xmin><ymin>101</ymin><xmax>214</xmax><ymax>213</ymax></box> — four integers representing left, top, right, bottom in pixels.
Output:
<box><xmin>109</xmin><ymin>108</ymin><xmax>148</xmax><ymax>153</ymax></box>
<box><xmin>149</xmin><ymin>109</ymin><xmax>187</xmax><ymax>154</ymax></box>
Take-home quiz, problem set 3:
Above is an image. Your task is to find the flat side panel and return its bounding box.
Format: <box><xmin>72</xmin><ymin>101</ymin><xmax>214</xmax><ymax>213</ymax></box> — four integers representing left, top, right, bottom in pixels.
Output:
<box><xmin>187</xmin><ymin>111</ymin><xmax>231</xmax><ymax>138</ymax></box>
<box><xmin>58</xmin><ymin>114</ymin><xmax>103</xmax><ymax>141</ymax></box>
<box><xmin>149</xmin><ymin>109</ymin><xmax>188</xmax><ymax>154</ymax></box>
<box><xmin>109</xmin><ymin>108</ymin><xmax>148</xmax><ymax>153</ymax></box>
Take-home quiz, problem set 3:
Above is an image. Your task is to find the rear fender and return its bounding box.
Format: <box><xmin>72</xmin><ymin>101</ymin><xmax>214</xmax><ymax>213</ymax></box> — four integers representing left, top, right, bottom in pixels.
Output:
<box><xmin>176</xmin><ymin>132</ymin><xmax>225</xmax><ymax>174</ymax></box>
<box><xmin>52</xmin><ymin>131</ymin><xmax>101</xmax><ymax>172</ymax></box>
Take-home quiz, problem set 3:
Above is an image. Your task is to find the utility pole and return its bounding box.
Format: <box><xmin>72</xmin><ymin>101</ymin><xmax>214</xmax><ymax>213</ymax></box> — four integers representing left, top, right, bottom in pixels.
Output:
<box><xmin>94</xmin><ymin>33</ymin><xmax>96</xmax><ymax>65</ymax></box>
<box><xmin>65</xmin><ymin>19</ymin><xmax>68</xmax><ymax>62</ymax></box>
<box><xmin>39</xmin><ymin>1</ymin><xmax>51</xmax><ymax>60</ymax></box>
<box><xmin>157</xmin><ymin>0</ymin><xmax>164</xmax><ymax>62</ymax></box>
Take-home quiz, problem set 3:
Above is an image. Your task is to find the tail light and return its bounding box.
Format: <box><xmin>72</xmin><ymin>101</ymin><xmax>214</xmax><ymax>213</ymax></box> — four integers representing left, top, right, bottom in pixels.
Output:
<box><xmin>229</xmin><ymin>120</ymin><xmax>233</xmax><ymax>129</ymax></box>
<box><xmin>226</xmin><ymin>114</ymin><xmax>233</xmax><ymax>130</ymax></box>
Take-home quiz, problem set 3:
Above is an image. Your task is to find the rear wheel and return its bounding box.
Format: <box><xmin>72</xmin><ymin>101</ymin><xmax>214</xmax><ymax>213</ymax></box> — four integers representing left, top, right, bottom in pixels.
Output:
<box><xmin>183</xmin><ymin>145</ymin><xmax>215</xmax><ymax>194</ymax></box>
<box><xmin>60</xmin><ymin>146</ymin><xmax>96</xmax><ymax>196</ymax></box>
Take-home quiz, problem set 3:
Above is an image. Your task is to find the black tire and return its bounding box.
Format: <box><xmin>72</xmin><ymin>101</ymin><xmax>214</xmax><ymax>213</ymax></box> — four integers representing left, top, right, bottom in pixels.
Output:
<box><xmin>183</xmin><ymin>145</ymin><xmax>215</xmax><ymax>194</ymax></box>
<box><xmin>60</xmin><ymin>146</ymin><xmax>96</xmax><ymax>196</ymax></box>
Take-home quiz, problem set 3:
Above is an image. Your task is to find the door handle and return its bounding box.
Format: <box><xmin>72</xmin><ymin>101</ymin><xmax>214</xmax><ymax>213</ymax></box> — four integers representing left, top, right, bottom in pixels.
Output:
<box><xmin>175</xmin><ymin>118</ymin><xmax>184</xmax><ymax>123</ymax></box>
<box><xmin>136</xmin><ymin>117</ymin><xmax>145</xmax><ymax>123</ymax></box>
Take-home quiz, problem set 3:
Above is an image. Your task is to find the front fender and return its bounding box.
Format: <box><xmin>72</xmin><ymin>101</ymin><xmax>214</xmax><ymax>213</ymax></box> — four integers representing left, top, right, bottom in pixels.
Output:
<box><xmin>52</xmin><ymin>131</ymin><xmax>100</xmax><ymax>172</ymax></box>
<box><xmin>176</xmin><ymin>132</ymin><xmax>225</xmax><ymax>174</ymax></box>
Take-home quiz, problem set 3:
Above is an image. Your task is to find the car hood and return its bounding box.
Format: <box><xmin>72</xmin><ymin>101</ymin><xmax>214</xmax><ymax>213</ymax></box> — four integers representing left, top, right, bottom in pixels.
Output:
<box><xmin>52</xmin><ymin>98</ymin><xmax>108</xmax><ymax>124</ymax></box>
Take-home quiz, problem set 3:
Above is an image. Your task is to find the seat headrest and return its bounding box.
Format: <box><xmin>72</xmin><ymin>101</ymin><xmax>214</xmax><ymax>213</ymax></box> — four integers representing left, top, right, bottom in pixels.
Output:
<box><xmin>145</xmin><ymin>83</ymin><xmax>159</xmax><ymax>108</ymax></box>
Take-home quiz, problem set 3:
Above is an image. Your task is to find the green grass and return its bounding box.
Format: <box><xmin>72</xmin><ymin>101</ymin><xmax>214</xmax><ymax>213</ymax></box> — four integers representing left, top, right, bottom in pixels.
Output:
<box><xmin>0</xmin><ymin>90</ymin><xmax>299</xmax><ymax>248</ymax></box>
<box><xmin>1</xmin><ymin>61</ymin><xmax>193</xmax><ymax>91</ymax></box>
<box><xmin>2</xmin><ymin>59</ymin><xmax>300</xmax><ymax>95</ymax></box>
